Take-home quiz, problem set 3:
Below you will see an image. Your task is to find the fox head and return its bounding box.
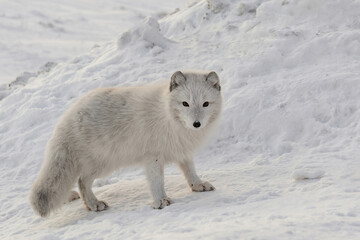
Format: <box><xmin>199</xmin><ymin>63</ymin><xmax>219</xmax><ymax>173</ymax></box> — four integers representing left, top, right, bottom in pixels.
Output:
<box><xmin>168</xmin><ymin>70</ymin><xmax>223</xmax><ymax>130</ymax></box>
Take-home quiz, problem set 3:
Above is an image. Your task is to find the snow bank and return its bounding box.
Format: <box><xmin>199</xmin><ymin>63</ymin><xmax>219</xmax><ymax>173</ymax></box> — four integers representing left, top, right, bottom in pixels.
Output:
<box><xmin>0</xmin><ymin>0</ymin><xmax>184</xmax><ymax>84</ymax></box>
<box><xmin>118</xmin><ymin>17</ymin><xmax>173</xmax><ymax>49</ymax></box>
<box><xmin>1</xmin><ymin>0</ymin><xmax>360</xmax><ymax>239</ymax></box>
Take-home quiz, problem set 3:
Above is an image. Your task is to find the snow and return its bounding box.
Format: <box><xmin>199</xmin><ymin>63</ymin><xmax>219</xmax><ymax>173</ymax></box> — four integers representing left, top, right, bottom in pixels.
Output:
<box><xmin>1</xmin><ymin>0</ymin><xmax>360</xmax><ymax>239</ymax></box>
<box><xmin>0</xmin><ymin>0</ymin><xmax>184</xmax><ymax>85</ymax></box>
<box><xmin>292</xmin><ymin>168</ymin><xmax>325</xmax><ymax>181</ymax></box>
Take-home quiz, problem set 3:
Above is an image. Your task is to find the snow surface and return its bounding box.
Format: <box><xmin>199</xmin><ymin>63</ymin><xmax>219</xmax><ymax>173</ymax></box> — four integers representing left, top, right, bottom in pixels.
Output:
<box><xmin>1</xmin><ymin>0</ymin><xmax>360</xmax><ymax>239</ymax></box>
<box><xmin>0</xmin><ymin>0</ymin><xmax>184</xmax><ymax>85</ymax></box>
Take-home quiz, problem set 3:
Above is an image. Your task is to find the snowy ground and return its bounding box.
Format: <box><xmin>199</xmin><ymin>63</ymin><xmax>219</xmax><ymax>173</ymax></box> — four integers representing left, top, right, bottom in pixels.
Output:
<box><xmin>1</xmin><ymin>0</ymin><xmax>360</xmax><ymax>239</ymax></box>
<box><xmin>0</xmin><ymin>0</ymin><xmax>184</xmax><ymax>85</ymax></box>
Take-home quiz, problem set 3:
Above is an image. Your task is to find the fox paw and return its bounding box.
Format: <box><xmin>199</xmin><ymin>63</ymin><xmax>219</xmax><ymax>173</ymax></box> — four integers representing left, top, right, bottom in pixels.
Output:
<box><xmin>68</xmin><ymin>190</ymin><xmax>80</xmax><ymax>202</ymax></box>
<box><xmin>86</xmin><ymin>200</ymin><xmax>109</xmax><ymax>212</ymax></box>
<box><xmin>152</xmin><ymin>197</ymin><xmax>173</xmax><ymax>209</ymax></box>
<box><xmin>191</xmin><ymin>182</ymin><xmax>215</xmax><ymax>192</ymax></box>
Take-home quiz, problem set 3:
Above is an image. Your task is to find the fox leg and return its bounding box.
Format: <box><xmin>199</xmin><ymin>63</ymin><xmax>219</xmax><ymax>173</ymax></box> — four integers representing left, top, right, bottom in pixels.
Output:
<box><xmin>178</xmin><ymin>159</ymin><xmax>215</xmax><ymax>192</ymax></box>
<box><xmin>68</xmin><ymin>190</ymin><xmax>80</xmax><ymax>202</ymax></box>
<box><xmin>146</xmin><ymin>159</ymin><xmax>172</xmax><ymax>209</ymax></box>
<box><xmin>78</xmin><ymin>176</ymin><xmax>108</xmax><ymax>211</ymax></box>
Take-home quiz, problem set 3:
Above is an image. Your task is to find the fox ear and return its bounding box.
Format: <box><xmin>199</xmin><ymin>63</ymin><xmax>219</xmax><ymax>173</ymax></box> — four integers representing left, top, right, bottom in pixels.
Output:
<box><xmin>206</xmin><ymin>71</ymin><xmax>221</xmax><ymax>91</ymax></box>
<box><xmin>170</xmin><ymin>71</ymin><xmax>186</xmax><ymax>92</ymax></box>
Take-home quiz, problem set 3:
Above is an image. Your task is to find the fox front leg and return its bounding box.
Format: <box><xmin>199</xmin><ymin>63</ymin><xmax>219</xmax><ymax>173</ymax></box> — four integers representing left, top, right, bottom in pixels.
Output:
<box><xmin>178</xmin><ymin>159</ymin><xmax>215</xmax><ymax>192</ymax></box>
<box><xmin>145</xmin><ymin>159</ymin><xmax>172</xmax><ymax>209</ymax></box>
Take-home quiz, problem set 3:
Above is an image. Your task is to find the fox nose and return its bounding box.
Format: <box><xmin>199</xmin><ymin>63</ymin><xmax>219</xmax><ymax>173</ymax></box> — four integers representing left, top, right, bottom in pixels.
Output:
<box><xmin>193</xmin><ymin>121</ymin><xmax>201</xmax><ymax>128</ymax></box>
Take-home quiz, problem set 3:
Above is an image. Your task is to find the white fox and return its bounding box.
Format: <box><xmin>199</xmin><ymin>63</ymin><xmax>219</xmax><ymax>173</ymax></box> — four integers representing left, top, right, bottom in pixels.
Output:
<box><xmin>30</xmin><ymin>70</ymin><xmax>223</xmax><ymax>217</ymax></box>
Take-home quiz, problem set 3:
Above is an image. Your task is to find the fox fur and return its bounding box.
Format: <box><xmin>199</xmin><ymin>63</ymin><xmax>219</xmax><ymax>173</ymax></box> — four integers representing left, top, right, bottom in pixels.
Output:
<box><xmin>30</xmin><ymin>70</ymin><xmax>223</xmax><ymax>217</ymax></box>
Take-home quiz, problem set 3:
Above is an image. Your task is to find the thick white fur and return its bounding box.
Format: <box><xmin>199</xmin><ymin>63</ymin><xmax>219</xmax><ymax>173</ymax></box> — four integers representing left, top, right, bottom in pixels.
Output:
<box><xmin>29</xmin><ymin>70</ymin><xmax>223</xmax><ymax>217</ymax></box>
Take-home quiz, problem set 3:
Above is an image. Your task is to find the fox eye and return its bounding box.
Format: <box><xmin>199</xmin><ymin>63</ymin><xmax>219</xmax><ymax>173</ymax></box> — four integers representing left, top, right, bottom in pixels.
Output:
<box><xmin>203</xmin><ymin>101</ymin><xmax>209</xmax><ymax>107</ymax></box>
<box><xmin>182</xmin><ymin>101</ymin><xmax>189</xmax><ymax>107</ymax></box>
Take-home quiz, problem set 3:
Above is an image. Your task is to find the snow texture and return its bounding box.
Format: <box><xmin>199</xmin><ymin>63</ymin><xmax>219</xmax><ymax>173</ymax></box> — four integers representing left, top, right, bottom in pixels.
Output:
<box><xmin>0</xmin><ymin>0</ymin><xmax>183</xmax><ymax>85</ymax></box>
<box><xmin>1</xmin><ymin>0</ymin><xmax>360</xmax><ymax>239</ymax></box>
<box><xmin>292</xmin><ymin>169</ymin><xmax>325</xmax><ymax>181</ymax></box>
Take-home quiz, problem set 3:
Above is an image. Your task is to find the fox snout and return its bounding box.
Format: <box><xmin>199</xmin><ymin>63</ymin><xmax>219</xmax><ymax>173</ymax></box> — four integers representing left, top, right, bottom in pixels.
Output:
<box><xmin>193</xmin><ymin>121</ymin><xmax>201</xmax><ymax>128</ymax></box>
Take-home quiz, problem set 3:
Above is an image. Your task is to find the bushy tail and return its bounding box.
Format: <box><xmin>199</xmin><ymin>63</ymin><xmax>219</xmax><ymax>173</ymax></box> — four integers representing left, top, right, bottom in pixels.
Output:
<box><xmin>30</xmin><ymin>144</ymin><xmax>78</xmax><ymax>217</ymax></box>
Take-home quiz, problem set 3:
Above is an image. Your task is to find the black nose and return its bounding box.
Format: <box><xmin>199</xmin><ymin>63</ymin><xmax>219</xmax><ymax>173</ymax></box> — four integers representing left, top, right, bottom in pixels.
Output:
<box><xmin>193</xmin><ymin>121</ymin><xmax>201</xmax><ymax>128</ymax></box>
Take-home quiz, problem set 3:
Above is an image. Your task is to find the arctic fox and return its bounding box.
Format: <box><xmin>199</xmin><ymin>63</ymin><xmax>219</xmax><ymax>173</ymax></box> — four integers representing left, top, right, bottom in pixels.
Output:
<box><xmin>30</xmin><ymin>70</ymin><xmax>223</xmax><ymax>217</ymax></box>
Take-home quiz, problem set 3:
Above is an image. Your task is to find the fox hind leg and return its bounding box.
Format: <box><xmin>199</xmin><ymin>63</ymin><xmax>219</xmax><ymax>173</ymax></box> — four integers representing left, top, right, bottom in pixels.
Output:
<box><xmin>78</xmin><ymin>176</ymin><xmax>108</xmax><ymax>211</ymax></box>
<box><xmin>68</xmin><ymin>190</ymin><xmax>80</xmax><ymax>202</ymax></box>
